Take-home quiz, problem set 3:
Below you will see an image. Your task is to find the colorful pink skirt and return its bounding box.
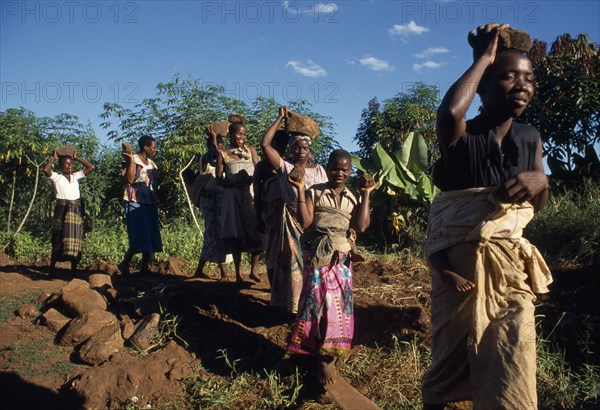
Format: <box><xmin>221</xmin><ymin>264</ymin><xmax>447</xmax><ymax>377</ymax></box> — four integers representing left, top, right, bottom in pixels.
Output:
<box><xmin>286</xmin><ymin>253</ymin><xmax>353</xmax><ymax>357</ymax></box>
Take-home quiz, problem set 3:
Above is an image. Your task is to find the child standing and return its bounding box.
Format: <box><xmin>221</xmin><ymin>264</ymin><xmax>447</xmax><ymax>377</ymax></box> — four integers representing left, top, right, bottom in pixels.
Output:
<box><xmin>44</xmin><ymin>148</ymin><xmax>95</xmax><ymax>274</ymax></box>
<box><xmin>286</xmin><ymin>149</ymin><xmax>374</xmax><ymax>385</ymax></box>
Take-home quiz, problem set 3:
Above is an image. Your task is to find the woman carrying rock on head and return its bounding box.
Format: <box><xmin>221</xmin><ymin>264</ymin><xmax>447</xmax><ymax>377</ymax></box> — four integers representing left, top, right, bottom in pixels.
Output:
<box><xmin>44</xmin><ymin>147</ymin><xmax>95</xmax><ymax>275</ymax></box>
<box><xmin>118</xmin><ymin>135</ymin><xmax>163</xmax><ymax>276</ymax></box>
<box><xmin>211</xmin><ymin>120</ymin><xmax>263</xmax><ymax>284</ymax></box>
<box><xmin>261</xmin><ymin>106</ymin><xmax>328</xmax><ymax>322</ymax></box>
<box><xmin>422</xmin><ymin>24</ymin><xmax>552</xmax><ymax>409</ymax></box>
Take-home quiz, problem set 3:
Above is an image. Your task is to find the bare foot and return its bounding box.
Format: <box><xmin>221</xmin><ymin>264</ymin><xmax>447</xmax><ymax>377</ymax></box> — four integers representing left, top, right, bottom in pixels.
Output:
<box><xmin>349</xmin><ymin>252</ymin><xmax>365</xmax><ymax>263</ymax></box>
<box><xmin>249</xmin><ymin>272</ymin><xmax>262</xmax><ymax>282</ymax></box>
<box><xmin>220</xmin><ymin>273</ymin><xmax>234</xmax><ymax>282</ymax></box>
<box><xmin>444</xmin><ymin>270</ymin><xmax>475</xmax><ymax>292</ymax></box>
<box><xmin>317</xmin><ymin>356</ymin><xmax>337</xmax><ymax>385</ymax></box>
<box><xmin>194</xmin><ymin>270</ymin><xmax>212</xmax><ymax>279</ymax></box>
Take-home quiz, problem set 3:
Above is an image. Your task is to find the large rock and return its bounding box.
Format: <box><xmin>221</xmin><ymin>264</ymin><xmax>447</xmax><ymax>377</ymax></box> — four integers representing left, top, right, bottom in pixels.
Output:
<box><xmin>69</xmin><ymin>341</ymin><xmax>199</xmax><ymax>409</ymax></box>
<box><xmin>61</xmin><ymin>279</ymin><xmax>107</xmax><ymax>316</ymax></box>
<box><xmin>41</xmin><ymin>308</ymin><xmax>71</xmax><ymax>333</ymax></box>
<box><xmin>88</xmin><ymin>273</ymin><xmax>113</xmax><ymax>290</ymax></box>
<box><xmin>128</xmin><ymin>313</ymin><xmax>160</xmax><ymax>351</ymax></box>
<box><xmin>78</xmin><ymin>323</ymin><xmax>124</xmax><ymax>365</ymax></box>
<box><xmin>285</xmin><ymin>111</ymin><xmax>319</xmax><ymax>139</ymax></box>
<box><xmin>164</xmin><ymin>257</ymin><xmax>187</xmax><ymax>277</ymax></box>
<box><xmin>16</xmin><ymin>304</ymin><xmax>38</xmax><ymax>320</ymax></box>
<box><xmin>59</xmin><ymin>310</ymin><xmax>117</xmax><ymax>346</ymax></box>
<box><xmin>205</xmin><ymin>120</ymin><xmax>230</xmax><ymax>138</ymax></box>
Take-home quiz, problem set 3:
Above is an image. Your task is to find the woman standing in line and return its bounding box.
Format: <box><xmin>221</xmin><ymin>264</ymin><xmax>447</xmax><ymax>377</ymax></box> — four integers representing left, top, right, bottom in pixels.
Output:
<box><xmin>44</xmin><ymin>147</ymin><xmax>95</xmax><ymax>275</ymax></box>
<box><xmin>118</xmin><ymin>135</ymin><xmax>163</xmax><ymax>275</ymax></box>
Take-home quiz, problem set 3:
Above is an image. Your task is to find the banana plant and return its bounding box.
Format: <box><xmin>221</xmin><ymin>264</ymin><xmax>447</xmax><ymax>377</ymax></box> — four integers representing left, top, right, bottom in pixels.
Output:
<box><xmin>352</xmin><ymin>132</ymin><xmax>439</xmax><ymax>205</ymax></box>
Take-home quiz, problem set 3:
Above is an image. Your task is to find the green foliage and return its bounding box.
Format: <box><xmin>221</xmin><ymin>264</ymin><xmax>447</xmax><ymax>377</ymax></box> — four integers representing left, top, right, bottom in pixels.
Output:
<box><xmin>525</xmin><ymin>179</ymin><xmax>600</xmax><ymax>265</ymax></box>
<box><xmin>353</xmin><ymin>82</ymin><xmax>439</xmax><ymax>162</ymax></box>
<box><xmin>352</xmin><ymin>135</ymin><xmax>438</xmax><ymax>251</ymax></box>
<box><xmin>80</xmin><ymin>226</ymin><xmax>128</xmax><ymax>266</ymax></box>
<box><xmin>100</xmin><ymin>75</ymin><xmax>338</xmax><ymax>221</ymax></box>
<box><xmin>522</xmin><ymin>33</ymin><xmax>600</xmax><ymax>175</ymax></box>
<box><xmin>10</xmin><ymin>231</ymin><xmax>49</xmax><ymax>261</ymax></box>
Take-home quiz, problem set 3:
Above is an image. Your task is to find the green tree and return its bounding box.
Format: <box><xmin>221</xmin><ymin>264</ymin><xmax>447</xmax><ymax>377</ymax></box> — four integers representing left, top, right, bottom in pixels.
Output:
<box><xmin>100</xmin><ymin>76</ymin><xmax>338</xmax><ymax>223</ymax></box>
<box><xmin>0</xmin><ymin>108</ymin><xmax>102</xmax><ymax>247</ymax></box>
<box><xmin>354</xmin><ymin>82</ymin><xmax>439</xmax><ymax>161</ymax></box>
<box><xmin>521</xmin><ymin>33</ymin><xmax>600</xmax><ymax>177</ymax></box>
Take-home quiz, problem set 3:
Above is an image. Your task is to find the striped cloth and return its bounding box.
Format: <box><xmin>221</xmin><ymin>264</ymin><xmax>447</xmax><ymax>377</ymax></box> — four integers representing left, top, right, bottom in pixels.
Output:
<box><xmin>51</xmin><ymin>199</ymin><xmax>83</xmax><ymax>261</ymax></box>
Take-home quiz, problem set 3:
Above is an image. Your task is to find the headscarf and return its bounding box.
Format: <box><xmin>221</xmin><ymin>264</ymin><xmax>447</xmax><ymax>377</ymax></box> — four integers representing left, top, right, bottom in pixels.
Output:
<box><xmin>289</xmin><ymin>135</ymin><xmax>312</xmax><ymax>150</ymax></box>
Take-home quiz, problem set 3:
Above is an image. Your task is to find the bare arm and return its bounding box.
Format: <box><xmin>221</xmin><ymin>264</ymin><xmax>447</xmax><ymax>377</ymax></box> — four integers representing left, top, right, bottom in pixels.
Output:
<box><xmin>261</xmin><ymin>106</ymin><xmax>287</xmax><ymax>171</ymax></box>
<box><xmin>289</xmin><ymin>176</ymin><xmax>314</xmax><ymax>229</ymax></box>
<box><xmin>500</xmin><ymin>135</ymin><xmax>549</xmax><ymax>211</ymax></box>
<box><xmin>249</xmin><ymin>146</ymin><xmax>259</xmax><ymax>165</ymax></box>
<box><xmin>436</xmin><ymin>24</ymin><xmax>507</xmax><ymax>148</ymax></box>
<box><xmin>44</xmin><ymin>149</ymin><xmax>57</xmax><ymax>177</ymax></box>
<box><xmin>73</xmin><ymin>151</ymin><xmax>95</xmax><ymax>176</ymax></box>
<box><xmin>352</xmin><ymin>185</ymin><xmax>375</xmax><ymax>233</ymax></box>
<box><xmin>122</xmin><ymin>153</ymin><xmax>135</xmax><ymax>183</ymax></box>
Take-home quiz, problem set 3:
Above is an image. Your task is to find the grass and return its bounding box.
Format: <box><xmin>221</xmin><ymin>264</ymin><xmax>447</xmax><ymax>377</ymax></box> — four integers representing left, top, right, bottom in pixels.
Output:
<box><xmin>526</xmin><ymin>179</ymin><xmax>600</xmax><ymax>265</ymax></box>
<box><xmin>3</xmin><ymin>335</ymin><xmax>76</xmax><ymax>380</ymax></box>
<box><xmin>0</xmin><ymin>291</ymin><xmax>41</xmax><ymax>323</ymax></box>
<box><xmin>537</xmin><ymin>336</ymin><xmax>600</xmax><ymax>409</ymax></box>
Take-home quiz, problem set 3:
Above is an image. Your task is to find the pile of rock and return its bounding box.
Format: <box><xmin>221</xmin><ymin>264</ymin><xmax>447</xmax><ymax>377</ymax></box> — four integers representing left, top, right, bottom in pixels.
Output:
<box><xmin>30</xmin><ymin>274</ymin><xmax>170</xmax><ymax>366</ymax></box>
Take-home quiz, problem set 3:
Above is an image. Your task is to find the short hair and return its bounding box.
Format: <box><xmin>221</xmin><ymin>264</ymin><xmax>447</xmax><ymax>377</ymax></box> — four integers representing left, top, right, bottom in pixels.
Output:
<box><xmin>138</xmin><ymin>135</ymin><xmax>156</xmax><ymax>151</ymax></box>
<box><xmin>206</xmin><ymin>136</ymin><xmax>224</xmax><ymax>149</ymax></box>
<box><xmin>58</xmin><ymin>155</ymin><xmax>72</xmax><ymax>167</ymax></box>
<box><xmin>478</xmin><ymin>49</ymin><xmax>531</xmax><ymax>97</ymax></box>
<box><xmin>327</xmin><ymin>149</ymin><xmax>352</xmax><ymax>168</ymax></box>
<box><xmin>228</xmin><ymin>122</ymin><xmax>246</xmax><ymax>135</ymax></box>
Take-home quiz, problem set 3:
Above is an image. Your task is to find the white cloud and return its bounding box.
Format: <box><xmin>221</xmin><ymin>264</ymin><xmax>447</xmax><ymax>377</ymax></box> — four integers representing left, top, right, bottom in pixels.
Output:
<box><xmin>413</xmin><ymin>61</ymin><xmax>444</xmax><ymax>72</ymax></box>
<box><xmin>286</xmin><ymin>59</ymin><xmax>327</xmax><ymax>77</ymax></box>
<box><xmin>415</xmin><ymin>47</ymin><xmax>449</xmax><ymax>59</ymax></box>
<box><xmin>283</xmin><ymin>1</ymin><xmax>338</xmax><ymax>15</ymax></box>
<box><xmin>358</xmin><ymin>56</ymin><xmax>394</xmax><ymax>72</ymax></box>
<box><xmin>388</xmin><ymin>21</ymin><xmax>429</xmax><ymax>38</ymax></box>
<box><xmin>312</xmin><ymin>3</ymin><xmax>338</xmax><ymax>14</ymax></box>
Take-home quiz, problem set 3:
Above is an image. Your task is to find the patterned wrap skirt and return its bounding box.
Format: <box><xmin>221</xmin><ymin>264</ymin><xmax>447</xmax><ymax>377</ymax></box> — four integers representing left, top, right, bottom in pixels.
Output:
<box><xmin>51</xmin><ymin>199</ymin><xmax>83</xmax><ymax>261</ymax></box>
<box><xmin>286</xmin><ymin>252</ymin><xmax>354</xmax><ymax>358</ymax></box>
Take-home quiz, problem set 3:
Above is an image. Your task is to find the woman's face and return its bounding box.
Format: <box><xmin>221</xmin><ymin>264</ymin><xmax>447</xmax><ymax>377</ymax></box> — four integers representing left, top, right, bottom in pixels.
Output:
<box><xmin>60</xmin><ymin>157</ymin><xmax>73</xmax><ymax>174</ymax></box>
<box><xmin>482</xmin><ymin>53</ymin><xmax>535</xmax><ymax>118</ymax></box>
<box><xmin>230</xmin><ymin>125</ymin><xmax>247</xmax><ymax>148</ymax></box>
<box><xmin>327</xmin><ymin>157</ymin><xmax>351</xmax><ymax>188</ymax></box>
<box><xmin>291</xmin><ymin>139</ymin><xmax>311</xmax><ymax>163</ymax></box>
<box><xmin>144</xmin><ymin>141</ymin><xmax>158</xmax><ymax>158</ymax></box>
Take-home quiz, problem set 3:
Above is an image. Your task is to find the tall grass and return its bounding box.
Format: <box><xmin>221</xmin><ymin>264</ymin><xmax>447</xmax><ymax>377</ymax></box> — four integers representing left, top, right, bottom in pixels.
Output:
<box><xmin>526</xmin><ymin>179</ymin><xmax>600</xmax><ymax>265</ymax></box>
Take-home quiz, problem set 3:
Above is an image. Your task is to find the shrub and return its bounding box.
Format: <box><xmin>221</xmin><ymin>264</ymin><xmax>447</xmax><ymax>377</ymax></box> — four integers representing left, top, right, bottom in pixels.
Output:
<box><xmin>525</xmin><ymin>179</ymin><xmax>600</xmax><ymax>265</ymax></box>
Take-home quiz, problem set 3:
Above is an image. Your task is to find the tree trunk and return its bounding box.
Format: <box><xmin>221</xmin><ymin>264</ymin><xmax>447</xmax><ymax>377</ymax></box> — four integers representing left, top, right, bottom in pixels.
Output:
<box><xmin>14</xmin><ymin>157</ymin><xmax>41</xmax><ymax>236</ymax></box>
<box><xmin>6</xmin><ymin>171</ymin><xmax>16</xmax><ymax>232</ymax></box>
<box><xmin>179</xmin><ymin>156</ymin><xmax>201</xmax><ymax>231</ymax></box>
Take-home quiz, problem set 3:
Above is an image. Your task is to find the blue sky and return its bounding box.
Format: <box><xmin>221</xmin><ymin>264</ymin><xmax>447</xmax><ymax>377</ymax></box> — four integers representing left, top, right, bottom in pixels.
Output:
<box><xmin>2</xmin><ymin>0</ymin><xmax>599</xmax><ymax>152</ymax></box>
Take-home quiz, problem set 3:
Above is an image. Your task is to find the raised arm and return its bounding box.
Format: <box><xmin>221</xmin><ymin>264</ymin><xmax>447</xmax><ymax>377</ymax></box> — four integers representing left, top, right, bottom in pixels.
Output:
<box><xmin>289</xmin><ymin>175</ymin><xmax>314</xmax><ymax>229</ymax></box>
<box><xmin>261</xmin><ymin>106</ymin><xmax>287</xmax><ymax>171</ymax></box>
<box><xmin>122</xmin><ymin>152</ymin><xmax>135</xmax><ymax>183</ymax></box>
<box><xmin>44</xmin><ymin>149</ymin><xmax>58</xmax><ymax>177</ymax></box>
<box><xmin>436</xmin><ymin>24</ymin><xmax>507</xmax><ymax>148</ymax></box>
<box><xmin>352</xmin><ymin>185</ymin><xmax>375</xmax><ymax>233</ymax></box>
<box><xmin>73</xmin><ymin>150</ymin><xmax>95</xmax><ymax>175</ymax></box>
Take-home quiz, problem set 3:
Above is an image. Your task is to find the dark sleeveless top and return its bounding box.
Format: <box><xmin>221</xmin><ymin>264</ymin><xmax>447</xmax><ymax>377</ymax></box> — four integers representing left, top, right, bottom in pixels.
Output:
<box><xmin>433</xmin><ymin>117</ymin><xmax>540</xmax><ymax>191</ymax></box>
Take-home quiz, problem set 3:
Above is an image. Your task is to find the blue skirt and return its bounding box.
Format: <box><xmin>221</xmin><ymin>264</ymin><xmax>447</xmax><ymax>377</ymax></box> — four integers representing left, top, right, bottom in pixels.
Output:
<box><xmin>125</xmin><ymin>201</ymin><xmax>163</xmax><ymax>253</ymax></box>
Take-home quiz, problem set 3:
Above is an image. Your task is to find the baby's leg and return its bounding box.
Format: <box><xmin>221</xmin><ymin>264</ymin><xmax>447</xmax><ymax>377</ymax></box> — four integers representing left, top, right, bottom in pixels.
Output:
<box><xmin>429</xmin><ymin>251</ymin><xmax>474</xmax><ymax>292</ymax></box>
<box><xmin>442</xmin><ymin>268</ymin><xmax>475</xmax><ymax>292</ymax></box>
